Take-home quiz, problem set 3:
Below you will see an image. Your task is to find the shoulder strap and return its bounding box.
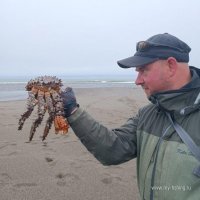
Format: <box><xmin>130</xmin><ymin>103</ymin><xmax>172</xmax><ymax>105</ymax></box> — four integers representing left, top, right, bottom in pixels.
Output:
<box><xmin>166</xmin><ymin>112</ymin><xmax>200</xmax><ymax>177</ymax></box>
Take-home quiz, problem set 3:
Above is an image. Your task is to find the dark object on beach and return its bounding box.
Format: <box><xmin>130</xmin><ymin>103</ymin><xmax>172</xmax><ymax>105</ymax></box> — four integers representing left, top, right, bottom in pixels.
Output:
<box><xmin>18</xmin><ymin>76</ymin><xmax>69</xmax><ymax>141</ymax></box>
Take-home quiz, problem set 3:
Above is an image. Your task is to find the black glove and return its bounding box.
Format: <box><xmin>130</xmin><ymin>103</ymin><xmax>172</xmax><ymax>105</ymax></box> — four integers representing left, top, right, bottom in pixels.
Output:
<box><xmin>61</xmin><ymin>87</ymin><xmax>79</xmax><ymax>117</ymax></box>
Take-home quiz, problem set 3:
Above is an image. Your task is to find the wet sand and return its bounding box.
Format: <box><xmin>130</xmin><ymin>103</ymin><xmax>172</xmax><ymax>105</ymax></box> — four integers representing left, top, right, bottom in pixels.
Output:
<box><xmin>0</xmin><ymin>87</ymin><xmax>148</xmax><ymax>200</ymax></box>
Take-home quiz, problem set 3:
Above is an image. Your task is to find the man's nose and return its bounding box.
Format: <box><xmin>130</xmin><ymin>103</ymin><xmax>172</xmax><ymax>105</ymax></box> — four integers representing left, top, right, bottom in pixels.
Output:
<box><xmin>135</xmin><ymin>73</ymin><xmax>144</xmax><ymax>85</ymax></box>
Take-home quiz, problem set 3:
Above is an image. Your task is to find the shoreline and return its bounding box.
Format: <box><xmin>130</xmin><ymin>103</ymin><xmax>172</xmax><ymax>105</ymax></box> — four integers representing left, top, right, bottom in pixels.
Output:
<box><xmin>0</xmin><ymin>86</ymin><xmax>139</xmax><ymax>102</ymax></box>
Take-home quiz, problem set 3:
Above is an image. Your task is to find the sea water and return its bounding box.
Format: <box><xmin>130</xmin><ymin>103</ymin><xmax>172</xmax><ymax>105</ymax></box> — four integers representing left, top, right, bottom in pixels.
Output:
<box><xmin>0</xmin><ymin>75</ymin><xmax>135</xmax><ymax>101</ymax></box>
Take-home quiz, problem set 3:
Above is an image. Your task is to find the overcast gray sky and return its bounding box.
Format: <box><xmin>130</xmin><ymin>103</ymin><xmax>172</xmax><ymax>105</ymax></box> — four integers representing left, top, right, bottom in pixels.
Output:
<box><xmin>0</xmin><ymin>0</ymin><xmax>200</xmax><ymax>77</ymax></box>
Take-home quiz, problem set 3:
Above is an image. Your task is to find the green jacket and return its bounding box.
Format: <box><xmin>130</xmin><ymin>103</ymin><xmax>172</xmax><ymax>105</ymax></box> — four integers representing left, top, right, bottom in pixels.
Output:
<box><xmin>68</xmin><ymin>66</ymin><xmax>200</xmax><ymax>200</ymax></box>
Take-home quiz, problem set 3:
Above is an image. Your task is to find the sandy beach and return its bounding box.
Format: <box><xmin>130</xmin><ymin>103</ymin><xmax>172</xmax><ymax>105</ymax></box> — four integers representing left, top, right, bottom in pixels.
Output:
<box><xmin>0</xmin><ymin>87</ymin><xmax>148</xmax><ymax>200</ymax></box>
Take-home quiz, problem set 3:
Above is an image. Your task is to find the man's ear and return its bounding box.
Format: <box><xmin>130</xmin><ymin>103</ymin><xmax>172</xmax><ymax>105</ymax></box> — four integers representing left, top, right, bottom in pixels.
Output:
<box><xmin>167</xmin><ymin>57</ymin><xmax>178</xmax><ymax>77</ymax></box>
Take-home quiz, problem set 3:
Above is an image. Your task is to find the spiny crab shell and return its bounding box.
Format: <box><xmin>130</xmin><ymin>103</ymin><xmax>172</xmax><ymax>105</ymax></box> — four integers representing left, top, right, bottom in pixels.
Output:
<box><xmin>18</xmin><ymin>76</ymin><xmax>69</xmax><ymax>141</ymax></box>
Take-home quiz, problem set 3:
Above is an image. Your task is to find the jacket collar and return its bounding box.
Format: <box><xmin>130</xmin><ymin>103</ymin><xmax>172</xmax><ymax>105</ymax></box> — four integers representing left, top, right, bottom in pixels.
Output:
<box><xmin>149</xmin><ymin>66</ymin><xmax>200</xmax><ymax>116</ymax></box>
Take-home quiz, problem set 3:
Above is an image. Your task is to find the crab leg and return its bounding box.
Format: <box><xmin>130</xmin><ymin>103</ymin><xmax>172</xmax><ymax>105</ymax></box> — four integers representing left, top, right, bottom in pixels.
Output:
<box><xmin>29</xmin><ymin>90</ymin><xmax>46</xmax><ymax>141</ymax></box>
<box><xmin>51</xmin><ymin>89</ymin><xmax>69</xmax><ymax>134</ymax></box>
<box><xmin>42</xmin><ymin>91</ymin><xmax>55</xmax><ymax>141</ymax></box>
<box><xmin>18</xmin><ymin>87</ymin><xmax>38</xmax><ymax>130</ymax></box>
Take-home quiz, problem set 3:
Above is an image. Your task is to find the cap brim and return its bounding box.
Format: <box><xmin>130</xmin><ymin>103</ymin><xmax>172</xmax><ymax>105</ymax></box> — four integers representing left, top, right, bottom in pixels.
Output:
<box><xmin>117</xmin><ymin>55</ymin><xmax>159</xmax><ymax>68</ymax></box>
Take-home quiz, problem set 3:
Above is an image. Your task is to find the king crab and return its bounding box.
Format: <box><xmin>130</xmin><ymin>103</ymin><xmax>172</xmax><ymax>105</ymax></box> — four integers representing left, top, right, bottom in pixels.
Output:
<box><xmin>18</xmin><ymin>76</ymin><xmax>69</xmax><ymax>141</ymax></box>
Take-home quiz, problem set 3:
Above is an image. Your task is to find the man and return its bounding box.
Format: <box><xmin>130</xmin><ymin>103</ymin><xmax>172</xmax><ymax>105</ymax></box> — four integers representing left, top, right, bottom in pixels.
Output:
<box><xmin>61</xmin><ymin>33</ymin><xmax>200</xmax><ymax>200</ymax></box>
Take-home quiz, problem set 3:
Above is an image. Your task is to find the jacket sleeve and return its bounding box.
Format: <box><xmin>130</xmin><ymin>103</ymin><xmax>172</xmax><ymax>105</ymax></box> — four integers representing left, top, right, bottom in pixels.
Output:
<box><xmin>67</xmin><ymin>108</ymin><xmax>139</xmax><ymax>165</ymax></box>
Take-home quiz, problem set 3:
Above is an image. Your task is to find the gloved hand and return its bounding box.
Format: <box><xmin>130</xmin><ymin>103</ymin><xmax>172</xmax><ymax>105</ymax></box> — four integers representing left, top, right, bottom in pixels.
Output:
<box><xmin>61</xmin><ymin>87</ymin><xmax>79</xmax><ymax>118</ymax></box>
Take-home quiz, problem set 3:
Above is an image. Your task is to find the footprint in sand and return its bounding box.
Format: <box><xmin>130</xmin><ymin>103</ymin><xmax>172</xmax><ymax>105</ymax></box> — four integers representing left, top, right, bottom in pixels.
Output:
<box><xmin>42</xmin><ymin>144</ymin><xmax>56</xmax><ymax>153</ymax></box>
<box><xmin>42</xmin><ymin>142</ymin><xmax>48</xmax><ymax>147</ymax></box>
<box><xmin>56</xmin><ymin>172</ymin><xmax>80</xmax><ymax>186</ymax></box>
<box><xmin>101</xmin><ymin>177</ymin><xmax>113</xmax><ymax>184</ymax></box>
<box><xmin>101</xmin><ymin>174</ymin><xmax>122</xmax><ymax>185</ymax></box>
<box><xmin>45</xmin><ymin>157</ymin><xmax>57</xmax><ymax>166</ymax></box>
<box><xmin>45</xmin><ymin>157</ymin><xmax>54</xmax><ymax>162</ymax></box>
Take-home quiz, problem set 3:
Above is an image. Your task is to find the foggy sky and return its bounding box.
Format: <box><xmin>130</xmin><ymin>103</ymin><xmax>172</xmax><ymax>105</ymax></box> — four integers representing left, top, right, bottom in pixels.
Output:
<box><xmin>0</xmin><ymin>0</ymin><xmax>200</xmax><ymax>77</ymax></box>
